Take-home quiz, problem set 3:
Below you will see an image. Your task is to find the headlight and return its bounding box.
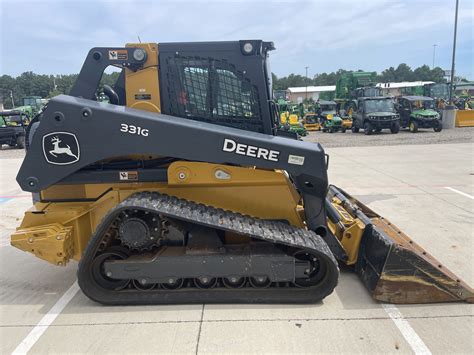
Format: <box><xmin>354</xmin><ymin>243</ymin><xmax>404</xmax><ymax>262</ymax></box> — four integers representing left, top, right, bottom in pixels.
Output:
<box><xmin>133</xmin><ymin>48</ymin><xmax>147</xmax><ymax>62</ymax></box>
<box><xmin>243</xmin><ymin>42</ymin><xmax>253</xmax><ymax>54</ymax></box>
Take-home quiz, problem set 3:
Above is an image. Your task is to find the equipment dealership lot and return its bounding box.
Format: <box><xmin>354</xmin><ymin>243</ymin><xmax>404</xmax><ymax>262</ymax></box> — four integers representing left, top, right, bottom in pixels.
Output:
<box><xmin>1</xmin><ymin>133</ymin><xmax>473</xmax><ymax>354</ymax></box>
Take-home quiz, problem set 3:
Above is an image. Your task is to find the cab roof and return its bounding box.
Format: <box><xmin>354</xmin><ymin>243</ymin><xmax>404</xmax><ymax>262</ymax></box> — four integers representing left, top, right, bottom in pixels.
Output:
<box><xmin>0</xmin><ymin>110</ymin><xmax>24</xmax><ymax>116</ymax></box>
<box><xmin>399</xmin><ymin>95</ymin><xmax>434</xmax><ymax>101</ymax></box>
<box><xmin>358</xmin><ymin>96</ymin><xmax>392</xmax><ymax>101</ymax></box>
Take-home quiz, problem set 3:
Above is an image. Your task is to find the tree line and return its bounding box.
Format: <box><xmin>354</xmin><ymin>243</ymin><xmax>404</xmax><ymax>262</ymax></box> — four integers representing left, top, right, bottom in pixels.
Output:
<box><xmin>272</xmin><ymin>63</ymin><xmax>450</xmax><ymax>90</ymax></box>
<box><xmin>0</xmin><ymin>63</ymin><xmax>467</xmax><ymax>109</ymax></box>
<box><xmin>0</xmin><ymin>71</ymin><xmax>120</xmax><ymax>109</ymax></box>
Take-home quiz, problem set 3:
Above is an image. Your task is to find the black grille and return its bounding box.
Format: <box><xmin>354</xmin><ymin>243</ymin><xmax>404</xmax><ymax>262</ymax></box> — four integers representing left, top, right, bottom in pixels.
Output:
<box><xmin>162</xmin><ymin>55</ymin><xmax>264</xmax><ymax>132</ymax></box>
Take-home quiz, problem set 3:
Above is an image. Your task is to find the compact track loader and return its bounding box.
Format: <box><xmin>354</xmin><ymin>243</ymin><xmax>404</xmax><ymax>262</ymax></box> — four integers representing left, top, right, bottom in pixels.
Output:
<box><xmin>11</xmin><ymin>41</ymin><xmax>473</xmax><ymax>305</ymax></box>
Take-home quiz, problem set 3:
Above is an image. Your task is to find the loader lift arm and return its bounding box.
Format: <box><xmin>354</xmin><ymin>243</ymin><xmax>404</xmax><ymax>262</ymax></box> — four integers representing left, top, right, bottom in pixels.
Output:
<box><xmin>70</xmin><ymin>47</ymin><xmax>147</xmax><ymax>101</ymax></box>
<box><xmin>17</xmin><ymin>95</ymin><xmax>329</xmax><ymax>234</ymax></box>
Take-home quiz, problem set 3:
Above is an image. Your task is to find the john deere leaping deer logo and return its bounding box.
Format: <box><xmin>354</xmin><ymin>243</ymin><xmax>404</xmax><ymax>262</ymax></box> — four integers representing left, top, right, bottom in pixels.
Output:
<box><xmin>42</xmin><ymin>132</ymin><xmax>80</xmax><ymax>165</ymax></box>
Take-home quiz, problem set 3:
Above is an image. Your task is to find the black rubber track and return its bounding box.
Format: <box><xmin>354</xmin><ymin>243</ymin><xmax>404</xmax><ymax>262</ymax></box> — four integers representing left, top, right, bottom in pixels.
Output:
<box><xmin>77</xmin><ymin>192</ymin><xmax>339</xmax><ymax>305</ymax></box>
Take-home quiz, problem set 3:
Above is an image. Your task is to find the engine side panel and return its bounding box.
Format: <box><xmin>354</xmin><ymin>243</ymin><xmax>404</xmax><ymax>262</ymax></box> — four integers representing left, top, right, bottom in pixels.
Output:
<box><xmin>13</xmin><ymin>162</ymin><xmax>305</xmax><ymax>263</ymax></box>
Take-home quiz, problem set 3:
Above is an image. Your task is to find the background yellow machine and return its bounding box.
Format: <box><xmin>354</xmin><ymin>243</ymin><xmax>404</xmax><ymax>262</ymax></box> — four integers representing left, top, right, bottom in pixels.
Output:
<box><xmin>303</xmin><ymin>113</ymin><xmax>322</xmax><ymax>131</ymax></box>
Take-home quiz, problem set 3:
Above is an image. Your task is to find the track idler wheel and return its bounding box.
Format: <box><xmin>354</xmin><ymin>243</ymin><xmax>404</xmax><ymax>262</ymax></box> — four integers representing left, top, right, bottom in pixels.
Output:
<box><xmin>293</xmin><ymin>251</ymin><xmax>326</xmax><ymax>288</ymax></box>
<box><xmin>91</xmin><ymin>246</ymin><xmax>130</xmax><ymax>291</ymax></box>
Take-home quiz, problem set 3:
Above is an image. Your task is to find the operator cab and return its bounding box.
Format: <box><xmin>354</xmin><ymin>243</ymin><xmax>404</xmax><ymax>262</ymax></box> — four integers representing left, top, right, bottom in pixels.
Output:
<box><xmin>318</xmin><ymin>100</ymin><xmax>337</xmax><ymax>115</ymax></box>
<box><xmin>73</xmin><ymin>41</ymin><xmax>278</xmax><ymax>135</ymax></box>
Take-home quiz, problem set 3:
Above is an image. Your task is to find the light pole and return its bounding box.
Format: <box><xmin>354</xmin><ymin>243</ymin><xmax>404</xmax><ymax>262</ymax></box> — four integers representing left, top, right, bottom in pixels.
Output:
<box><xmin>10</xmin><ymin>90</ymin><xmax>15</xmax><ymax>109</ymax></box>
<box><xmin>432</xmin><ymin>44</ymin><xmax>437</xmax><ymax>68</ymax></box>
<box><xmin>305</xmin><ymin>66</ymin><xmax>309</xmax><ymax>101</ymax></box>
<box><xmin>449</xmin><ymin>0</ymin><xmax>459</xmax><ymax>104</ymax></box>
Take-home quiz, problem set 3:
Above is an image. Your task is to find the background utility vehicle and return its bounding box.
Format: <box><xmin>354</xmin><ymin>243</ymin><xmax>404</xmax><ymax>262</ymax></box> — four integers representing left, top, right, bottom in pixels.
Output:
<box><xmin>0</xmin><ymin>111</ymin><xmax>29</xmax><ymax>149</ymax></box>
<box><xmin>351</xmin><ymin>97</ymin><xmax>400</xmax><ymax>135</ymax></box>
<box><xmin>397</xmin><ymin>96</ymin><xmax>442</xmax><ymax>133</ymax></box>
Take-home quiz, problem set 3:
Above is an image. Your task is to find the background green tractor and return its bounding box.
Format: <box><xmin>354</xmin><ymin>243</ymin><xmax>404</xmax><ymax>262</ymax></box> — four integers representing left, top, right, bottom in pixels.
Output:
<box><xmin>12</xmin><ymin>96</ymin><xmax>46</xmax><ymax>119</ymax></box>
<box><xmin>318</xmin><ymin>100</ymin><xmax>346</xmax><ymax>133</ymax></box>
<box><xmin>321</xmin><ymin>113</ymin><xmax>345</xmax><ymax>133</ymax></box>
<box><xmin>400</xmin><ymin>83</ymin><xmax>449</xmax><ymax>109</ymax></box>
<box><xmin>287</xmin><ymin>113</ymin><xmax>308</xmax><ymax>136</ymax></box>
<box><xmin>277</xmin><ymin>100</ymin><xmax>307</xmax><ymax>136</ymax></box>
<box><xmin>335</xmin><ymin>72</ymin><xmax>381</xmax><ymax>116</ymax></box>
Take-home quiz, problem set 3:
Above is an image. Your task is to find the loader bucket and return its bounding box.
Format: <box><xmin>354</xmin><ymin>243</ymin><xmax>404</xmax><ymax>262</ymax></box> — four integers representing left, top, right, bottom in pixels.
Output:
<box><xmin>326</xmin><ymin>185</ymin><xmax>474</xmax><ymax>304</ymax></box>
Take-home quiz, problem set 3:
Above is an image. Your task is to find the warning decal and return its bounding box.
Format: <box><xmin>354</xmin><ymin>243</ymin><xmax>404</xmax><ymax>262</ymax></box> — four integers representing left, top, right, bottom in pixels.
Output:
<box><xmin>108</xmin><ymin>49</ymin><xmax>128</xmax><ymax>61</ymax></box>
<box><xmin>288</xmin><ymin>155</ymin><xmax>305</xmax><ymax>166</ymax></box>
<box><xmin>134</xmin><ymin>94</ymin><xmax>151</xmax><ymax>100</ymax></box>
<box><xmin>119</xmin><ymin>171</ymin><xmax>138</xmax><ymax>181</ymax></box>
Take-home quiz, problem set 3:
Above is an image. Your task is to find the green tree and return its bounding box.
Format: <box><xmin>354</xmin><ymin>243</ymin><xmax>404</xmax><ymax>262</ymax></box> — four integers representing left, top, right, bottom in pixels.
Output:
<box><xmin>413</xmin><ymin>65</ymin><xmax>432</xmax><ymax>81</ymax></box>
<box><xmin>271</xmin><ymin>73</ymin><xmax>282</xmax><ymax>89</ymax></box>
<box><xmin>379</xmin><ymin>67</ymin><xmax>396</xmax><ymax>82</ymax></box>
<box><xmin>0</xmin><ymin>75</ymin><xmax>16</xmax><ymax>108</ymax></box>
<box><xmin>429</xmin><ymin>67</ymin><xmax>446</xmax><ymax>83</ymax></box>
<box><xmin>0</xmin><ymin>64</ymin><xmax>465</xmax><ymax>108</ymax></box>
<box><xmin>395</xmin><ymin>63</ymin><xmax>413</xmax><ymax>81</ymax></box>
<box><xmin>48</xmin><ymin>88</ymin><xmax>63</xmax><ymax>98</ymax></box>
<box><xmin>100</xmin><ymin>72</ymin><xmax>121</xmax><ymax>88</ymax></box>
<box><xmin>56</xmin><ymin>74</ymin><xmax>78</xmax><ymax>94</ymax></box>
<box><xmin>314</xmin><ymin>72</ymin><xmax>332</xmax><ymax>85</ymax></box>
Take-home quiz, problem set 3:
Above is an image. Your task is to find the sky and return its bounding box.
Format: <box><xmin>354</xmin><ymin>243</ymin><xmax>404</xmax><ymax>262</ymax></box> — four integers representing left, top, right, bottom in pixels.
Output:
<box><xmin>1</xmin><ymin>0</ymin><xmax>473</xmax><ymax>79</ymax></box>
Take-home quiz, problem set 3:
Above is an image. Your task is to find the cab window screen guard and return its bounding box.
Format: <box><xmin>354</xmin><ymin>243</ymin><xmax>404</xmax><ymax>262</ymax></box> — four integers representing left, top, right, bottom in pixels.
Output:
<box><xmin>162</xmin><ymin>55</ymin><xmax>264</xmax><ymax>133</ymax></box>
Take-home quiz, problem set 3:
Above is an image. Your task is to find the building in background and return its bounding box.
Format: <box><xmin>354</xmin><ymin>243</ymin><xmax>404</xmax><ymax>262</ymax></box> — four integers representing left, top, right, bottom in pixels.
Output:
<box><xmin>285</xmin><ymin>81</ymin><xmax>462</xmax><ymax>103</ymax></box>
<box><xmin>376</xmin><ymin>81</ymin><xmax>435</xmax><ymax>96</ymax></box>
<box><xmin>287</xmin><ymin>85</ymin><xmax>336</xmax><ymax>103</ymax></box>
<box><xmin>454</xmin><ymin>82</ymin><xmax>474</xmax><ymax>96</ymax></box>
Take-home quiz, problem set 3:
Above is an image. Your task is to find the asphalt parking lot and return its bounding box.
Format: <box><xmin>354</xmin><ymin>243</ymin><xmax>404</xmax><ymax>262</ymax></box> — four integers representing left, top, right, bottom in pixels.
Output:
<box><xmin>0</xmin><ymin>132</ymin><xmax>473</xmax><ymax>354</ymax></box>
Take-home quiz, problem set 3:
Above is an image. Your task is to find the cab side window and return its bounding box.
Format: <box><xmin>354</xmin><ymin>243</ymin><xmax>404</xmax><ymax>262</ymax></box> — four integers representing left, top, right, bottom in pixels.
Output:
<box><xmin>164</xmin><ymin>56</ymin><xmax>264</xmax><ymax>132</ymax></box>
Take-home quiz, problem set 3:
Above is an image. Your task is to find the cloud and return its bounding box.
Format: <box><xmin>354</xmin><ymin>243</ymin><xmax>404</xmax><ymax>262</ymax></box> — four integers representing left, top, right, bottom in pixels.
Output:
<box><xmin>1</xmin><ymin>0</ymin><xmax>472</xmax><ymax>78</ymax></box>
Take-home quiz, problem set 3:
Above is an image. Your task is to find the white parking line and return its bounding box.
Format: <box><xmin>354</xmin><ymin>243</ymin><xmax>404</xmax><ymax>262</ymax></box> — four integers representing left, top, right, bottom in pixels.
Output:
<box><xmin>444</xmin><ymin>187</ymin><xmax>474</xmax><ymax>200</ymax></box>
<box><xmin>12</xmin><ymin>281</ymin><xmax>80</xmax><ymax>355</ymax></box>
<box><xmin>382</xmin><ymin>304</ymin><xmax>432</xmax><ymax>355</ymax></box>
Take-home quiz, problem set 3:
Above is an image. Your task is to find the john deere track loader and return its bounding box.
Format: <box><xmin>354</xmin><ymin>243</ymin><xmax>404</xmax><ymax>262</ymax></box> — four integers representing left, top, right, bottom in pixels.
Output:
<box><xmin>11</xmin><ymin>41</ymin><xmax>473</xmax><ymax>305</ymax></box>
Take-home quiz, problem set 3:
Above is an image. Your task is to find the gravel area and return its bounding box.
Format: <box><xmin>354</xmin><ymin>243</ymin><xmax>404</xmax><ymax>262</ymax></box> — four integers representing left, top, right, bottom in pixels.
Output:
<box><xmin>303</xmin><ymin>127</ymin><xmax>474</xmax><ymax>148</ymax></box>
<box><xmin>1</xmin><ymin>127</ymin><xmax>473</xmax><ymax>159</ymax></box>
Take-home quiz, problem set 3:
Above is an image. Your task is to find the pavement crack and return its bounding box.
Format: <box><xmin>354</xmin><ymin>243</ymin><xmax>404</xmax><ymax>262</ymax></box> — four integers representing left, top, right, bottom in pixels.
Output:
<box><xmin>195</xmin><ymin>304</ymin><xmax>205</xmax><ymax>355</ymax></box>
<box><xmin>1</xmin><ymin>313</ymin><xmax>471</xmax><ymax>329</ymax></box>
